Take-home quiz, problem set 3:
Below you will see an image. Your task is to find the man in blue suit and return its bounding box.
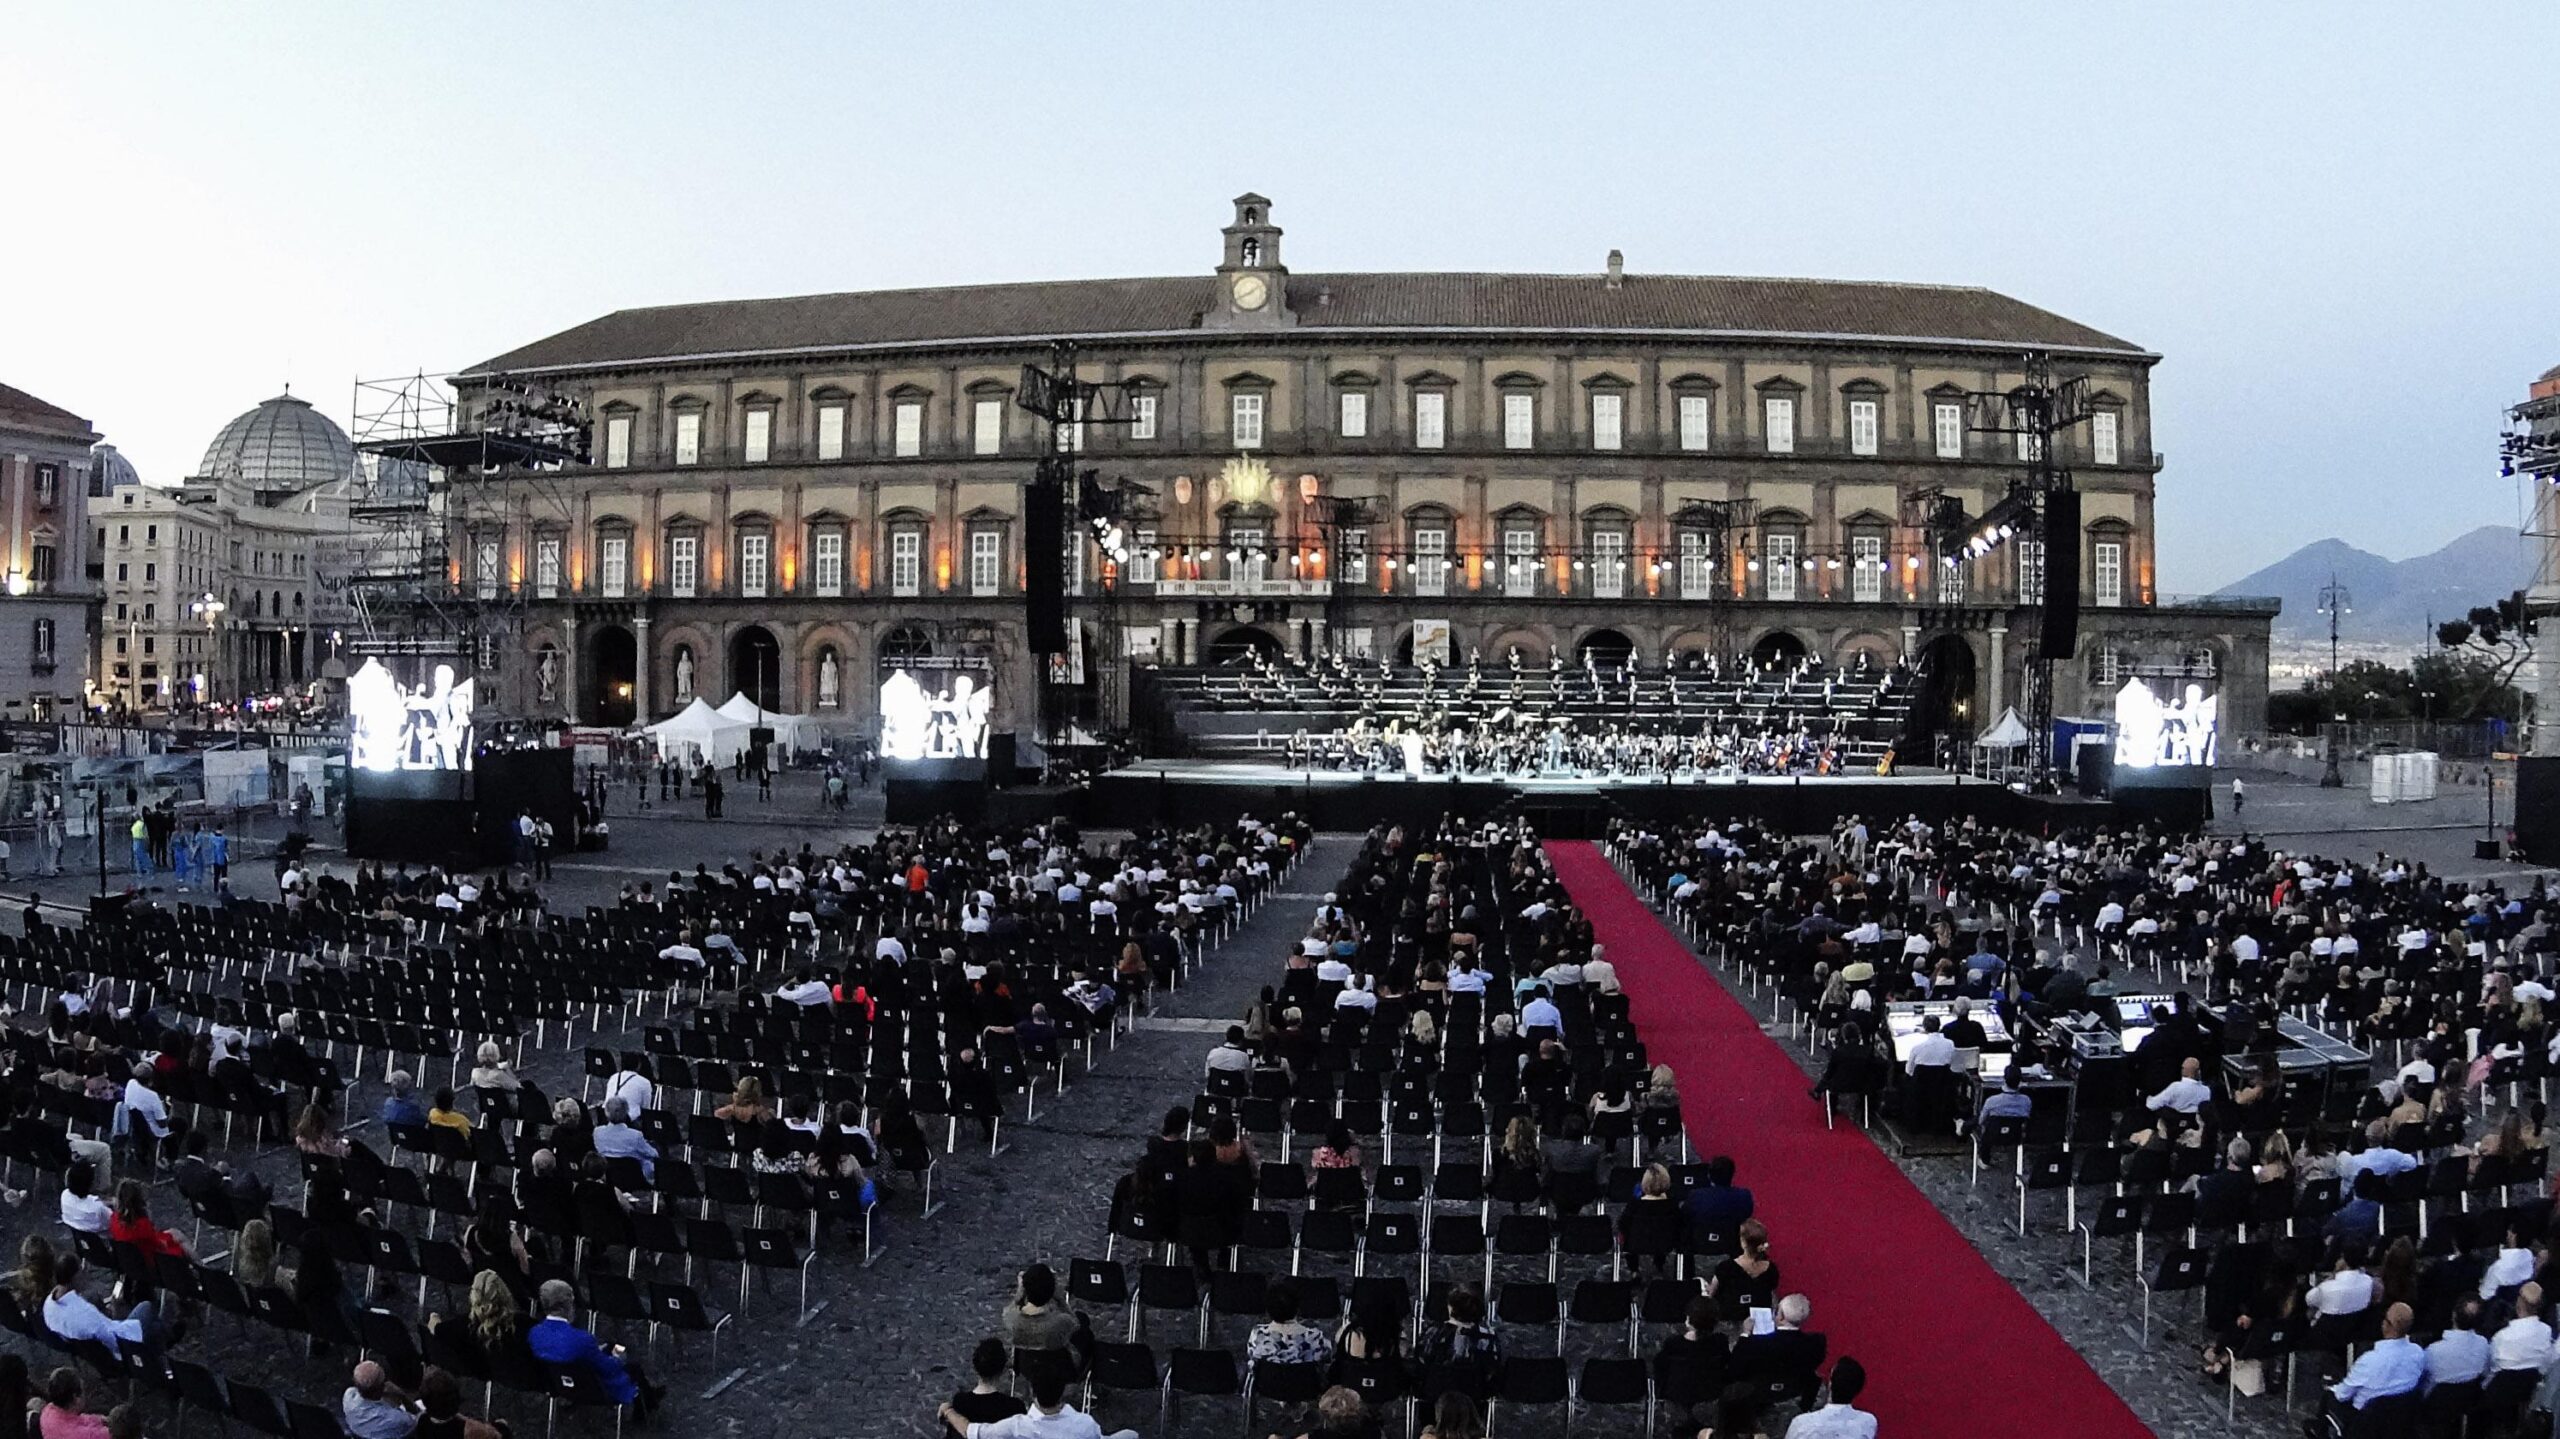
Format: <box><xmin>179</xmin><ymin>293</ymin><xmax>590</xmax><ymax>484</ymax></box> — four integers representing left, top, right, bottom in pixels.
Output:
<box><xmin>528</xmin><ymin>1279</ymin><xmax>664</xmax><ymax>1414</ymax></box>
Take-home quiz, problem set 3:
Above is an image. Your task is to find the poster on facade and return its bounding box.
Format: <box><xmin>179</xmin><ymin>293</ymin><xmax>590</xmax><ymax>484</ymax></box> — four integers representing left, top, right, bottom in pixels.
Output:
<box><xmin>1125</xmin><ymin>625</ymin><xmax>1163</xmax><ymax>663</ymax></box>
<box><xmin>1339</xmin><ymin>628</ymin><xmax>1374</xmax><ymax>661</ymax></box>
<box><xmin>1412</xmin><ymin>619</ymin><xmax>1452</xmax><ymax>667</ymax></box>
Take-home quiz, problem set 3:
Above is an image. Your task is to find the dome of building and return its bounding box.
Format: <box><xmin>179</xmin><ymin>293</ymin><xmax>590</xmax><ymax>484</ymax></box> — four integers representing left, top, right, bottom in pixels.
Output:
<box><xmin>197</xmin><ymin>391</ymin><xmax>356</xmax><ymax>493</ymax></box>
<box><xmin>89</xmin><ymin>442</ymin><xmax>142</xmax><ymax>492</ymax></box>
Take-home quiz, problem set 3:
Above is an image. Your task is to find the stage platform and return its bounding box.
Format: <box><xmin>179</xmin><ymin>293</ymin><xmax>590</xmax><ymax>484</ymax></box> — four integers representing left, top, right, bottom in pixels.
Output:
<box><xmin>1085</xmin><ymin>759</ymin><xmax>2115</xmax><ymax>836</ymax></box>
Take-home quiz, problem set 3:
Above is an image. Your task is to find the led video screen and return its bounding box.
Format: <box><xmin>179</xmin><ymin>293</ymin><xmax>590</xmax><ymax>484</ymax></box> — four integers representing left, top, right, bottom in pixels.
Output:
<box><xmin>2113</xmin><ymin>676</ymin><xmax>2218</xmax><ymax>770</ymax></box>
<box><xmin>348</xmin><ymin>656</ymin><xmax>475</xmax><ymax>797</ymax></box>
<box><xmin>879</xmin><ymin>665</ymin><xmax>992</xmax><ymax>760</ymax></box>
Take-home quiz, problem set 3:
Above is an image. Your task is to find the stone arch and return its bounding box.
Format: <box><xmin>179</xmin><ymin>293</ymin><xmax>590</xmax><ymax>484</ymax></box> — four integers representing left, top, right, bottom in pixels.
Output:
<box><xmin>1748</xmin><ymin>629</ymin><xmax>1809</xmax><ymax>669</ymax></box>
<box><xmin>1913</xmin><ymin>631</ymin><xmax>1981</xmax><ymax>744</ymax></box>
<box><xmin>1574</xmin><ymin>627</ymin><xmax>1638</xmax><ymax>668</ymax></box>
<box><xmin>1484</xmin><ymin>627</ymin><xmax>1550</xmax><ymax>669</ymax></box>
<box><xmin>1663</xmin><ymin>628</ymin><xmax>1718</xmax><ymax>669</ymax></box>
<box><xmin>1206</xmin><ymin>624</ymin><xmax>1284</xmax><ymax>664</ymax></box>
<box><xmin>1833</xmin><ymin>629</ymin><xmax>1899</xmax><ymax>671</ymax></box>
<box><xmin>585</xmin><ymin>623</ymin><xmax>637</xmax><ymax>726</ymax></box>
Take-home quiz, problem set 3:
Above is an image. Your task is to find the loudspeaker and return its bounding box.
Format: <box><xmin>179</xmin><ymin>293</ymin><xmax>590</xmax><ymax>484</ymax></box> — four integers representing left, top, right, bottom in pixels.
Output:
<box><xmin>1024</xmin><ymin>480</ymin><xmax>1068</xmax><ymax>653</ymax></box>
<box><xmin>2517</xmin><ymin>757</ymin><xmax>2560</xmax><ymax>864</ymax></box>
<box><xmin>2040</xmin><ymin>488</ymin><xmax>2081</xmax><ymax>658</ymax></box>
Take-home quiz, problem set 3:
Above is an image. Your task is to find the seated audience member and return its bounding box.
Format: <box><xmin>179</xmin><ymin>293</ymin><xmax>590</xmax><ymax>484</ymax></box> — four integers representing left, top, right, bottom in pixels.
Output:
<box><xmin>468</xmin><ymin>1042</ymin><xmax>519</xmax><ymax>1094</ymax></box>
<box><xmin>413</xmin><ymin>1366</ymin><xmax>506</xmax><ymax>1439</ymax></box>
<box><xmin>1294</xmin><ymin>1386</ymin><xmax>1380</xmax><ymax>1439</ymax></box>
<box><xmin>999</xmin><ymin>1265</ymin><xmax>1078</xmax><ymax>1352</ymax></box>
<box><xmin>58</xmin><ymin>1162</ymin><xmax>110</xmax><ymax>1235</ymax></box>
<box><xmin>1783</xmin><ymin>1355</ymin><xmax>1874</xmax><ymax>1439</ymax></box>
<box><xmin>106</xmin><ymin>1180</ymin><xmax>187</xmax><ymax>1260</ymax></box>
<box><xmin>41</xmin><ymin>1255</ymin><xmax>166</xmax><ymax>1356</ymax></box>
<box><xmin>427</xmin><ymin>1088</ymin><xmax>474</xmax><ymax>1137</ymax></box>
<box><xmin>380</xmin><ymin>1073</ymin><xmax>430</xmax><ymax>1129</ymax></box>
<box><xmin>2425</xmin><ymin>1301</ymin><xmax>2491</xmax><ymax>1393</ymax></box>
<box><xmin>592</xmin><ymin>1100</ymin><xmax>658</xmax><ymax>1182</ymax></box>
<box><xmin>937</xmin><ymin>1359</ymin><xmax>1137</xmax><ymax>1439</ymax></box>
<box><xmin>2146</xmin><ymin>1057</ymin><xmax>2212</xmax><ymax>1115</ymax></box>
<box><xmin>342</xmin><ymin>1360</ymin><xmax>419</xmax><ymax>1439</ymax></box>
<box><xmin>38</xmin><ymin>1367</ymin><xmax>111</xmax><ymax>1439</ymax></box>
<box><xmin>1419</xmin><ymin>1286</ymin><xmax>1503</xmax><ymax>1397</ymax></box>
<box><xmin>1653</xmin><ymin>1296</ymin><xmax>1729</xmax><ymax>1414</ymax></box>
<box><xmin>2323</xmin><ymin>1302</ymin><xmax>2421</xmax><ymax>1421</ymax></box>
<box><xmin>1977</xmin><ymin>1067</ymin><xmax>2033</xmax><ymax>1123</ymax></box>
<box><xmin>945</xmin><ymin>1338</ymin><xmax>1026</xmax><ymax>1427</ymax></box>
<box><xmin>2492</xmin><ymin>1283</ymin><xmax>2553</xmax><ymax>1373</ymax></box>
<box><xmin>2307</xmin><ymin>1246</ymin><xmax>2378</xmax><ymax>1318</ymax></box>
<box><xmin>1732</xmin><ymin>1294</ymin><xmax>1824</xmax><ymax>1402</ymax></box>
<box><xmin>527</xmin><ymin>1279</ymin><xmax>662</xmax><ymax>1413</ymax></box>
<box><xmin>1247</xmin><ymin>1280</ymin><xmax>1335</xmax><ymax>1366</ymax></box>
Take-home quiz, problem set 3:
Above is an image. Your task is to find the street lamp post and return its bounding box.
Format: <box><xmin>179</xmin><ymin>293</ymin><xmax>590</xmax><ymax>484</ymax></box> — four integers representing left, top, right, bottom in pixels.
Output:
<box><xmin>189</xmin><ymin>592</ymin><xmax>227</xmax><ymax>707</ymax></box>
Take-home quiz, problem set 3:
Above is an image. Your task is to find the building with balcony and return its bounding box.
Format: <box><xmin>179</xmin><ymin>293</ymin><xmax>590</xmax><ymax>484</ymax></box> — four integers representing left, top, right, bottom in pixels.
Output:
<box><xmin>100</xmin><ymin>392</ymin><xmax>359</xmax><ymax>710</ymax></box>
<box><xmin>0</xmin><ymin>383</ymin><xmax>102</xmax><ymax>719</ymax></box>
<box><xmin>452</xmin><ymin>194</ymin><xmax>2274</xmax><ymax>742</ymax></box>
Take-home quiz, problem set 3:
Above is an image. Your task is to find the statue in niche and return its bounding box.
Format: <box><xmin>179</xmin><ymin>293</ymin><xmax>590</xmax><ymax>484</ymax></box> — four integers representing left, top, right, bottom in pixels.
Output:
<box><xmin>535</xmin><ymin>647</ymin><xmax>559</xmax><ymax>703</ymax></box>
<box><xmin>674</xmin><ymin>646</ymin><xmax>695</xmax><ymax>703</ymax></box>
<box><xmin>818</xmin><ymin>650</ymin><xmax>841</xmax><ymax>708</ymax></box>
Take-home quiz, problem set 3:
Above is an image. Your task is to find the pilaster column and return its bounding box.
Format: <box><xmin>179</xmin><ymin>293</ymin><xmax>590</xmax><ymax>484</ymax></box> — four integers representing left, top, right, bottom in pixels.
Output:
<box><xmin>634</xmin><ymin>613</ymin><xmax>653</xmax><ymax>721</ymax></box>
<box><xmin>1987</xmin><ymin>626</ymin><xmax>2008</xmax><ymax>721</ymax></box>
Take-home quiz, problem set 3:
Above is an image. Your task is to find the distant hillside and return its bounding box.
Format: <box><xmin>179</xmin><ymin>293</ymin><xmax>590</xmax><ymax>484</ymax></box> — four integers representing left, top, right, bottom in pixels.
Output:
<box><xmin>2215</xmin><ymin>524</ymin><xmax>2535</xmax><ymax>642</ymax></box>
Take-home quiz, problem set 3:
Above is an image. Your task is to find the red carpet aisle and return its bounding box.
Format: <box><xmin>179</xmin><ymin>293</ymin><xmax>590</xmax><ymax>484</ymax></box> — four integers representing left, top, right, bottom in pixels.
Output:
<box><xmin>1543</xmin><ymin>841</ymin><xmax>2153</xmax><ymax>1439</ymax></box>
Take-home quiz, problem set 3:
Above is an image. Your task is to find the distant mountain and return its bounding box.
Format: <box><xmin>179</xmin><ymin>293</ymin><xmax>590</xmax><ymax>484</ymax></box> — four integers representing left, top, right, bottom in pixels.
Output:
<box><xmin>2215</xmin><ymin>524</ymin><xmax>2535</xmax><ymax>642</ymax></box>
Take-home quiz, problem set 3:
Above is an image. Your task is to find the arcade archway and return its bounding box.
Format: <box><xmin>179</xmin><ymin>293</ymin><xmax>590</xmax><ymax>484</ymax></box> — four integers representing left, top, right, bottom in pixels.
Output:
<box><xmin>586</xmin><ymin>626</ymin><xmax>636</xmax><ymax>725</ymax></box>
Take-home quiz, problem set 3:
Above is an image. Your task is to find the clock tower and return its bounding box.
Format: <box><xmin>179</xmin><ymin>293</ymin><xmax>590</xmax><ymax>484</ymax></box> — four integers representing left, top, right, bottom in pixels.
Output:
<box><xmin>1211</xmin><ymin>193</ymin><xmax>1293</xmax><ymax>329</ymax></box>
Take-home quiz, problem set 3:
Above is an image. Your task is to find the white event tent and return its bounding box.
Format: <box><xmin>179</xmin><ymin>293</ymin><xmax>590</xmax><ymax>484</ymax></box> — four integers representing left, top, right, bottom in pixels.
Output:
<box><xmin>646</xmin><ymin>698</ymin><xmax>753</xmax><ymax>767</ymax></box>
<box><xmin>714</xmin><ymin>693</ymin><xmax>819</xmax><ymax>756</ymax></box>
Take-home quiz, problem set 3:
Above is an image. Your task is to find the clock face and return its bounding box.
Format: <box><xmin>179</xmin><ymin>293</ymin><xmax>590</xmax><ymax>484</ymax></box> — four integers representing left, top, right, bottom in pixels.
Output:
<box><xmin>1231</xmin><ymin>274</ymin><xmax>1269</xmax><ymax>311</ymax></box>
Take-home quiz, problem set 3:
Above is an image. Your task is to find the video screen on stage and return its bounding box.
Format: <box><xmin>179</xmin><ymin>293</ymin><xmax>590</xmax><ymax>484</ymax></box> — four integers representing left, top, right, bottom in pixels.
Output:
<box><xmin>2112</xmin><ymin>675</ymin><xmax>2219</xmax><ymax>770</ymax></box>
<box><xmin>879</xmin><ymin>663</ymin><xmax>992</xmax><ymax>760</ymax></box>
<box><xmin>348</xmin><ymin>656</ymin><xmax>475</xmax><ymax>797</ymax></box>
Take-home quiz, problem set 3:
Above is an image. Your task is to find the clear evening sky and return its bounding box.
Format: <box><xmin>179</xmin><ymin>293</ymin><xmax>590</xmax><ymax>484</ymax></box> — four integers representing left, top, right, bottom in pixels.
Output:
<box><xmin>8</xmin><ymin>3</ymin><xmax>2553</xmax><ymax>591</ymax></box>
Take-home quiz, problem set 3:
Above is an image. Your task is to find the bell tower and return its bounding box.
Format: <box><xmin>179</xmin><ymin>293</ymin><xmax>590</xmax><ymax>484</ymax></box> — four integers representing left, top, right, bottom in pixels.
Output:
<box><xmin>1211</xmin><ymin>193</ymin><xmax>1293</xmax><ymax>329</ymax></box>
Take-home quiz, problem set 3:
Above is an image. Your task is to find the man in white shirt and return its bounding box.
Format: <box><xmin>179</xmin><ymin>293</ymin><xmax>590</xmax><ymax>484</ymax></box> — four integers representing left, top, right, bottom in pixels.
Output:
<box><xmin>59</xmin><ymin>1161</ymin><xmax>111</xmax><ymax>1234</ymax></box>
<box><xmin>1783</xmin><ymin>1355</ymin><xmax>1877</xmax><ymax>1439</ymax></box>
<box><xmin>122</xmin><ymin>1064</ymin><xmax>173</xmax><ymax>1142</ymax></box>
<box><xmin>875</xmin><ymin>933</ymin><xmax>909</xmax><ymax>964</ymax></box>
<box><xmin>2145</xmin><ymin>1057</ymin><xmax>2212</xmax><ymax>1115</ymax></box>
<box><xmin>658</xmin><ymin>937</ymin><xmax>706</xmax><ymax>969</ymax></box>
<box><xmin>2483</xmin><ymin>1226</ymin><xmax>2538</xmax><ymax>1299</ymax></box>
<box><xmin>775</xmin><ymin>973</ymin><xmax>833</xmax><ymax>1007</ymax></box>
<box><xmin>2307</xmin><ymin>1252</ymin><xmax>2378</xmax><ymax>1318</ymax></box>
<box><xmin>1333</xmin><ymin>976</ymin><xmax>1377</xmax><ymax>1012</ymax></box>
<box><xmin>42</xmin><ymin>1254</ymin><xmax>159</xmax><ymax>1355</ymax></box>
<box><xmin>1446</xmin><ymin>960</ymin><xmax>1487</xmax><ymax>995</ymax></box>
<box><xmin>1903</xmin><ymin>1016</ymin><xmax>1956</xmax><ymax>1076</ymax></box>
<box><xmin>1581</xmin><ymin>949</ymin><xmax>1620</xmax><ymax>995</ymax></box>
<box><xmin>2491</xmin><ymin>1283</ymin><xmax>2553</xmax><ymax>1372</ymax></box>
<box><xmin>1520</xmin><ymin>990</ymin><xmax>1563</xmax><ymax>1038</ymax></box>
<box><xmin>603</xmin><ymin>1064</ymin><xmax>656</xmax><ymax>1117</ymax></box>
<box><xmin>1314</xmin><ymin>953</ymin><xmax>1355</xmax><ymax>984</ymax></box>
<box><xmin>1204</xmin><ymin>1028</ymin><xmax>1254</xmax><ymax>1078</ymax></box>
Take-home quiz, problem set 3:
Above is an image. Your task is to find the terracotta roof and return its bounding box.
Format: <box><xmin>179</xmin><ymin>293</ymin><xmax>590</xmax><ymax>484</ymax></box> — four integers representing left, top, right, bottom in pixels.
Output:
<box><xmin>467</xmin><ymin>271</ymin><xmax>2145</xmax><ymax>376</ymax></box>
<box><xmin>0</xmin><ymin>382</ymin><xmax>96</xmax><ymax>439</ymax></box>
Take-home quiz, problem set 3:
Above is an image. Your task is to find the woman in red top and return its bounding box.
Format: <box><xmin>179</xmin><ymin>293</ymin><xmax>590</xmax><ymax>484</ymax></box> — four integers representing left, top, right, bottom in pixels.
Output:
<box><xmin>107</xmin><ymin>1180</ymin><xmax>188</xmax><ymax>1260</ymax></box>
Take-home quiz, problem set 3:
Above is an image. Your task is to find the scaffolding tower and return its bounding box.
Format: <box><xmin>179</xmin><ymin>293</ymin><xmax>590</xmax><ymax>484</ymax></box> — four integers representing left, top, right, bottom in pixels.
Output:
<box><xmin>340</xmin><ymin>373</ymin><xmax>589</xmax><ymax>702</ymax></box>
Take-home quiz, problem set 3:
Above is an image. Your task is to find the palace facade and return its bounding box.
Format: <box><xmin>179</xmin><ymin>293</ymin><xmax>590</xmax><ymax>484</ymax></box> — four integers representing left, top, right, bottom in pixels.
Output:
<box><xmin>453</xmin><ymin>195</ymin><xmax>2274</xmax><ymax>743</ymax></box>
